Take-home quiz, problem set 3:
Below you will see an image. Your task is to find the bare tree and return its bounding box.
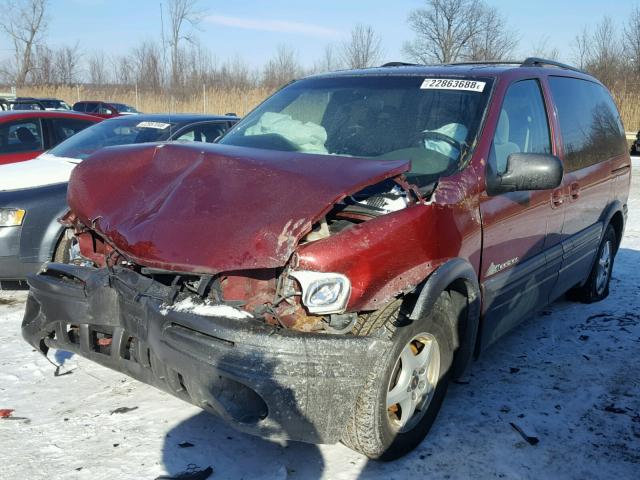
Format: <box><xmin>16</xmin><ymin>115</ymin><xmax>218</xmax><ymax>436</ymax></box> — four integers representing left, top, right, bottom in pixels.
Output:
<box><xmin>341</xmin><ymin>24</ymin><xmax>383</xmax><ymax>69</ymax></box>
<box><xmin>572</xmin><ymin>27</ymin><xmax>591</xmax><ymax>70</ymax></box>
<box><xmin>30</xmin><ymin>44</ymin><xmax>54</xmax><ymax>84</ymax></box>
<box><xmin>263</xmin><ymin>45</ymin><xmax>302</xmax><ymax>89</ymax></box>
<box><xmin>0</xmin><ymin>0</ymin><xmax>48</xmax><ymax>86</ymax></box>
<box><xmin>575</xmin><ymin>17</ymin><xmax>623</xmax><ymax>88</ymax></box>
<box><xmin>88</xmin><ymin>51</ymin><xmax>109</xmax><ymax>85</ymax></box>
<box><xmin>625</xmin><ymin>6</ymin><xmax>640</xmax><ymax>73</ymax></box>
<box><xmin>530</xmin><ymin>36</ymin><xmax>560</xmax><ymax>61</ymax></box>
<box><xmin>131</xmin><ymin>40</ymin><xmax>163</xmax><ymax>90</ymax></box>
<box><xmin>183</xmin><ymin>41</ymin><xmax>215</xmax><ymax>90</ymax></box>
<box><xmin>403</xmin><ymin>0</ymin><xmax>483</xmax><ymax>63</ymax></box>
<box><xmin>464</xmin><ymin>4</ymin><xmax>518</xmax><ymax>61</ymax></box>
<box><xmin>166</xmin><ymin>0</ymin><xmax>202</xmax><ymax>88</ymax></box>
<box><xmin>314</xmin><ymin>43</ymin><xmax>343</xmax><ymax>73</ymax></box>
<box><xmin>403</xmin><ymin>0</ymin><xmax>519</xmax><ymax>63</ymax></box>
<box><xmin>216</xmin><ymin>55</ymin><xmax>258</xmax><ymax>90</ymax></box>
<box><xmin>113</xmin><ymin>54</ymin><xmax>134</xmax><ymax>86</ymax></box>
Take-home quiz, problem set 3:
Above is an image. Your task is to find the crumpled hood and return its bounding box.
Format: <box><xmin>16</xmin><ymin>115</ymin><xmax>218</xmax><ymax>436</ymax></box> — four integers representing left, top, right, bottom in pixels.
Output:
<box><xmin>0</xmin><ymin>153</ymin><xmax>79</xmax><ymax>192</ymax></box>
<box><xmin>68</xmin><ymin>143</ymin><xmax>409</xmax><ymax>274</ymax></box>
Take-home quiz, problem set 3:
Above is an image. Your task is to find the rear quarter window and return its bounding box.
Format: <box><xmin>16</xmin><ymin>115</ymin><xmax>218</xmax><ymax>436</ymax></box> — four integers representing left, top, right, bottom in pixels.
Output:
<box><xmin>548</xmin><ymin>76</ymin><xmax>626</xmax><ymax>171</ymax></box>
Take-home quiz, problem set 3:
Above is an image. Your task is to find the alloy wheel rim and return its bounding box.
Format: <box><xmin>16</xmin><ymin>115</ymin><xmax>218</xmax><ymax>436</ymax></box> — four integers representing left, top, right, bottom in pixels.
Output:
<box><xmin>596</xmin><ymin>240</ymin><xmax>612</xmax><ymax>295</ymax></box>
<box><xmin>386</xmin><ymin>332</ymin><xmax>440</xmax><ymax>433</ymax></box>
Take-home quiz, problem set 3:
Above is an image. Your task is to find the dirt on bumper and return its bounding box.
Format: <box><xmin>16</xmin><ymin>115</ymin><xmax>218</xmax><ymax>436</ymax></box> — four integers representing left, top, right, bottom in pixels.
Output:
<box><xmin>22</xmin><ymin>264</ymin><xmax>391</xmax><ymax>444</ymax></box>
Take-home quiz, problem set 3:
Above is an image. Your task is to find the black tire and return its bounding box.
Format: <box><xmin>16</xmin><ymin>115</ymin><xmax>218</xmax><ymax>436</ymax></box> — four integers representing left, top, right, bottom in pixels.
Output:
<box><xmin>567</xmin><ymin>224</ymin><xmax>617</xmax><ymax>304</ymax></box>
<box><xmin>342</xmin><ymin>293</ymin><xmax>455</xmax><ymax>460</ymax></box>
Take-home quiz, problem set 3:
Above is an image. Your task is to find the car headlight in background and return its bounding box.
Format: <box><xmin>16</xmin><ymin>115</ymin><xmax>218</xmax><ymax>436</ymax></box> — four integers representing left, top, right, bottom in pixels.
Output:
<box><xmin>290</xmin><ymin>270</ymin><xmax>351</xmax><ymax>314</ymax></box>
<box><xmin>0</xmin><ymin>208</ymin><xmax>26</xmax><ymax>227</ymax></box>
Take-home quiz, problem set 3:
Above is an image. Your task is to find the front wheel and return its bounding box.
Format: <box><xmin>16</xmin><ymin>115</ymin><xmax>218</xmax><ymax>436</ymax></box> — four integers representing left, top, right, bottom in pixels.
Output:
<box><xmin>53</xmin><ymin>228</ymin><xmax>81</xmax><ymax>264</ymax></box>
<box><xmin>342</xmin><ymin>294</ymin><xmax>454</xmax><ymax>460</ymax></box>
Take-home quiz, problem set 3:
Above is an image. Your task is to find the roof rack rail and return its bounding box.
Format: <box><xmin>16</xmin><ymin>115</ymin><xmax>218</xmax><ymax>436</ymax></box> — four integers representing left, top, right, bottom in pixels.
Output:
<box><xmin>380</xmin><ymin>62</ymin><xmax>420</xmax><ymax>67</ymax></box>
<box><xmin>521</xmin><ymin>57</ymin><xmax>582</xmax><ymax>72</ymax></box>
<box><xmin>445</xmin><ymin>60</ymin><xmax>521</xmax><ymax>66</ymax></box>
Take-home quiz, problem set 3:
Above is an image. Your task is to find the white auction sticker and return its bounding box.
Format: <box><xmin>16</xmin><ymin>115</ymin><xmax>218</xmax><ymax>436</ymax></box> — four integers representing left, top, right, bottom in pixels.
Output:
<box><xmin>420</xmin><ymin>78</ymin><xmax>486</xmax><ymax>92</ymax></box>
<box><xmin>136</xmin><ymin>121</ymin><xmax>171</xmax><ymax>129</ymax></box>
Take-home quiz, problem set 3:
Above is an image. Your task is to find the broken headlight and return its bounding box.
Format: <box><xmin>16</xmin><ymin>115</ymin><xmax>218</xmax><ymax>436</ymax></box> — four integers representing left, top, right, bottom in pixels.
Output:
<box><xmin>0</xmin><ymin>208</ymin><xmax>26</xmax><ymax>227</ymax></box>
<box><xmin>290</xmin><ymin>271</ymin><xmax>351</xmax><ymax>314</ymax></box>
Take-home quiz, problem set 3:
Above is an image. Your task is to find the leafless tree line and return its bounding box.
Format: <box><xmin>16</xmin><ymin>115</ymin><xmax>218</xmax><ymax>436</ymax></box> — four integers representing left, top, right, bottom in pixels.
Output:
<box><xmin>2</xmin><ymin>0</ymin><xmax>640</xmax><ymax>101</ymax></box>
<box><xmin>571</xmin><ymin>13</ymin><xmax>639</xmax><ymax>92</ymax></box>
<box><xmin>0</xmin><ymin>0</ymin><xmax>385</xmax><ymax>94</ymax></box>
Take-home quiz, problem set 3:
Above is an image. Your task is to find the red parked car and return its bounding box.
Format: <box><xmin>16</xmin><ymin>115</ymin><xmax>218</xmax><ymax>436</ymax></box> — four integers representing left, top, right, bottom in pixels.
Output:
<box><xmin>0</xmin><ymin>110</ymin><xmax>101</xmax><ymax>165</ymax></box>
<box><xmin>23</xmin><ymin>58</ymin><xmax>630</xmax><ymax>460</ymax></box>
<box><xmin>72</xmin><ymin>101</ymin><xmax>140</xmax><ymax>118</ymax></box>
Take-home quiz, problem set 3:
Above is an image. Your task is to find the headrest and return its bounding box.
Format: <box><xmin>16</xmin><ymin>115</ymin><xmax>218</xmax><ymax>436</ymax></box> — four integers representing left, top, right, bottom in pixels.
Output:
<box><xmin>495</xmin><ymin>110</ymin><xmax>510</xmax><ymax>144</ymax></box>
<box><xmin>16</xmin><ymin>127</ymin><xmax>36</xmax><ymax>144</ymax></box>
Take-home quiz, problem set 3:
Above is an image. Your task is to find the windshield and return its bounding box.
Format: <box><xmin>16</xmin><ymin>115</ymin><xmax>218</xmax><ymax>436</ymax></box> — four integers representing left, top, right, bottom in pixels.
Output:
<box><xmin>220</xmin><ymin>75</ymin><xmax>494</xmax><ymax>185</ymax></box>
<box><xmin>111</xmin><ymin>103</ymin><xmax>139</xmax><ymax>113</ymax></box>
<box><xmin>41</xmin><ymin>100</ymin><xmax>70</xmax><ymax>110</ymax></box>
<box><xmin>48</xmin><ymin>117</ymin><xmax>176</xmax><ymax>160</ymax></box>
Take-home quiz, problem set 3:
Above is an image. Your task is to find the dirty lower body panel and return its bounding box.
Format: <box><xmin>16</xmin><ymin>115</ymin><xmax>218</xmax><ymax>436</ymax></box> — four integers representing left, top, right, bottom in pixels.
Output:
<box><xmin>22</xmin><ymin>264</ymin><xmax>390</xmax><ymax>444</ymax></box>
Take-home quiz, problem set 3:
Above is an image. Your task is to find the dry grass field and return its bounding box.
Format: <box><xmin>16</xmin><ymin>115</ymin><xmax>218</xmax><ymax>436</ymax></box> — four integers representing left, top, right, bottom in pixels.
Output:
<box><xmin>16</xmin><ymin>84</ymin><xmax>640</xmax><ymax>133</ymax></box>
<box><xmin>17</xmin><ymin>85</ymin><xmax>273</xmax><ymax>117</ymax></box>
<box><xmin>613</xmin><ymin>90</ymin><xmax>640</xmax><ymax>133</ymax></box>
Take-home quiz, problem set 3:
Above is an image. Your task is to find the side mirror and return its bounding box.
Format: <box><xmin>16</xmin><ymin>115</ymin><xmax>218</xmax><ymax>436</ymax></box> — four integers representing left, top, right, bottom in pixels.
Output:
<box><xmin>487</xmin><ymin>153</ymin><xmax>563</xmax><ymax>195</ymax></box>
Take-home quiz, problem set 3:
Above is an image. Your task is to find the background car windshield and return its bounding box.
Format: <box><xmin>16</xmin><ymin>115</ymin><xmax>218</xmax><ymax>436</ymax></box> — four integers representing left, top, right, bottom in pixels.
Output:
<box><xmin>41</xmin><ymin>100</ymin><xmax>70</xmax><ymax>110</ymax></box>
<box><xmin>220</xmin><ymin>75</ymin><xmax>493</xmax><ymax>185</ymax></box>
<box><xmin>48</xmin><ymin>117</ymin><xmax>175</xmax><ymax>159</ymax></box>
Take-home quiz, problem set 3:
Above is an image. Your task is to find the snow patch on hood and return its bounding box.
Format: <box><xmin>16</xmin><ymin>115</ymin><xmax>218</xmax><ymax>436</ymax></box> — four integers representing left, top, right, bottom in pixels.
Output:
<box><xmin>0</xmin><ymin>153</ymin><xmax>81</xmax><ymax>191</ymax></box>
<box><xmin>160</xmin><ymin>297</ymin><xmax>253</xmax><ymax>319</ymax></box>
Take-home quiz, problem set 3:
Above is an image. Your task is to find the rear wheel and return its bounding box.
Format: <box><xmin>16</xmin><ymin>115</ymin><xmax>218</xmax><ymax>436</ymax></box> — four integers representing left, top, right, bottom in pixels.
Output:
<box><xmin>342</xmin><ymin>294</ymin><xmax>454</xmax><ymax>460</ymax></box>
<box><xmin>567</xmin><ymin>224</ymin><xmax>617</xmax><ymax>303</ymax></box>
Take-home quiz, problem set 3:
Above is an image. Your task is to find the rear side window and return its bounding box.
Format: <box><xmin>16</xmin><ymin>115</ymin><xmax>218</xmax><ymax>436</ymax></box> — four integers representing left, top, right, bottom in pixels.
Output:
<box><xmin>0</xmin><ymin>119</ymin><xmax>44</xmax><ymax>154</ymax></box>
<box><xmin>73</xmin><ymin>102</ymin><xmax>86</xmax><ymax>112</ymax></box>
<box><xmin>490</xmin><ymin>79</ymin><xmax>551</xmax><ymax>174</ymax></box>
<box><xmin>548</xmin><ymin>77</ymin><xmax>626</xmax><ymax>171</ymax></box>
<box><xmin>50</xmin><ymin>118</ymin><xmax>96</xmax><ymax>142</ymax></box>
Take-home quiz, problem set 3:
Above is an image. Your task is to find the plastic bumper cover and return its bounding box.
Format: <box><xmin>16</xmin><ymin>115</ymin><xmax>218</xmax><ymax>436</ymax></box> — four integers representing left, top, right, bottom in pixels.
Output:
<box><xmin>22</xmin><ymin>264</ymin><xmax>391</xmax><ymax>444</ymax></box>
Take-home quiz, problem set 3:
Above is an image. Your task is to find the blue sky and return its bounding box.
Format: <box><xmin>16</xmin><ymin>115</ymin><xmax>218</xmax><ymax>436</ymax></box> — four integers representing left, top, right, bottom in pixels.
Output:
<box><xmin>15</xmin><ymin>0</ymin><xmax>640</xmax><ymax>67</ymax></box>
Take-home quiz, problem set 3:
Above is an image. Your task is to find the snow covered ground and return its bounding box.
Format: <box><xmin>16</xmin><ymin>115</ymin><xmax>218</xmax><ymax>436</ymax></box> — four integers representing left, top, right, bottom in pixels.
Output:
<box><xmin>1</xmin><ymin>168</ymin><xmax>639</xmax><ymax>480</ymax></box>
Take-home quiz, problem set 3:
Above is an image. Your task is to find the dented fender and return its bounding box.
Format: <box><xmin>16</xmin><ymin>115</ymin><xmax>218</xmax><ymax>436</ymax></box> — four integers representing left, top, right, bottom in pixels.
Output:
<box><xmin>296</xmin><ymin>190</ymin><xmax>481</xmax><ymax>311</ymax></box>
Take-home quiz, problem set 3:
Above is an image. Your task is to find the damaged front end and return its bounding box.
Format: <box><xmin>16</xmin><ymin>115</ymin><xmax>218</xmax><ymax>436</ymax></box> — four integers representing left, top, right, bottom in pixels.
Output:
<box><xmin>23</xmin><ymin>142</ymin><xmax>444</xmax><ymax>442</ymax></box>
<box><xmin>51</xmin><ymin>142</ymin><xmax>429</xmax><ymax>334</ymax></box>
<box><xmin>22</xmin><ymin>263</ymin><xmax>391</xmax><ymax>443</ymax></box>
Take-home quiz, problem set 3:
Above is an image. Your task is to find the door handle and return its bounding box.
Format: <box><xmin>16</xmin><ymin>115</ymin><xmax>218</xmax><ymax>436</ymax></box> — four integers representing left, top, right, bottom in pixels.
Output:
<box><xmin>551</xmin><ymin>190</ymin><xmax>564</xmax><ymax>208</ymax></box>
<box><xmin>570</xmin><ymin>182</ymin><xmax>580</xmax><ymax>200</ymax></box>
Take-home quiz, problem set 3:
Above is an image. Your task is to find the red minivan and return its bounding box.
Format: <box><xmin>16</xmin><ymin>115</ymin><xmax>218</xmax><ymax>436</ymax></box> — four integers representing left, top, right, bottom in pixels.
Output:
<box><xmin>0</xmin><ymin>111</ymin><xmax>101</xmax><ymax>165</ymax></box>
<box><xmin>23</xmin><ymin>58</ymin><xmax>630</xmax><ymax>460</ymax></box>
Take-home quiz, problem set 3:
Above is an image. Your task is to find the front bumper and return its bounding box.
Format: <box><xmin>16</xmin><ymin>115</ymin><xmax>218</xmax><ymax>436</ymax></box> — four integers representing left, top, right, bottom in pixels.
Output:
<box><xmin>22</xmin><ymin>264</ymin><xmax>390</xmax><ymax>444</ymax></box>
